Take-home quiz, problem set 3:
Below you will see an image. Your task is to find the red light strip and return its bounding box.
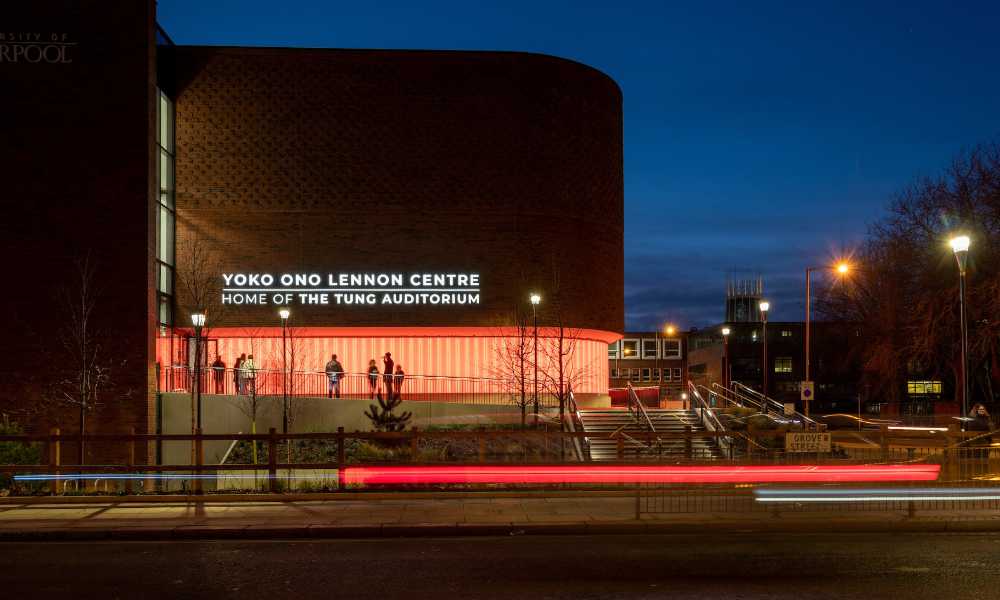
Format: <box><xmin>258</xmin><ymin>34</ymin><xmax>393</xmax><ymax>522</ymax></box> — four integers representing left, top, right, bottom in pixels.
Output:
<box><xmin>342</xmin><ymin>464</ymin><xmax>940</xmax><ymax>485</ymax></box>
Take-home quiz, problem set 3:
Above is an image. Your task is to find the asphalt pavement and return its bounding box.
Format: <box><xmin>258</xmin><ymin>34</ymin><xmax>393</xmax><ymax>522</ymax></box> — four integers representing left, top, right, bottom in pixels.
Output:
<box><xmin>2</xmin><ymin>533</ymin><xmax>999</xmax><ymax>599</ymax></box>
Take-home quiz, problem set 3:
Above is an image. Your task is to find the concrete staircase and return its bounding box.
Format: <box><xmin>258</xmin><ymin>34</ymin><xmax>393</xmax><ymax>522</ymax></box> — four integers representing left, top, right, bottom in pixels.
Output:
<box><xmin>578</xmin><ymin>408</ymin><xmax>725</xmax><ymax>461</ymax></box>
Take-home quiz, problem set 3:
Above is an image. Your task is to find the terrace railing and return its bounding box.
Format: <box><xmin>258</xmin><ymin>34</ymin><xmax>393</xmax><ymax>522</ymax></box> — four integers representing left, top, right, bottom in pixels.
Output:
<box><xmin>158</xmin><ymin>366</ymin><xmax>561</xmax><ymax>408</ymax></box>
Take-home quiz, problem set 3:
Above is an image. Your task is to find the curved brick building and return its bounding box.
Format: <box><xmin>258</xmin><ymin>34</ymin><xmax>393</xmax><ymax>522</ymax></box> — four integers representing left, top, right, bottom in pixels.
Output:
<box><xmin>160</xmin><ymin>47</ymin><xmax>623</xmax><ymax>393</ymax></box>
<box><xmin>2</xmin><ymin>1</ymin><xmax>623</xmax><ymax>455</ymax></box>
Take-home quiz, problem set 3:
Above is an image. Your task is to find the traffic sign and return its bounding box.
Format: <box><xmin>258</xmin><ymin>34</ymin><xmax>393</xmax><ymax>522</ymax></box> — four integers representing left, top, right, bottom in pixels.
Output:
<box><xmin>800</xmin><ymin>381</ymin><xmax>814</xmax><ymax>402</ymax></box>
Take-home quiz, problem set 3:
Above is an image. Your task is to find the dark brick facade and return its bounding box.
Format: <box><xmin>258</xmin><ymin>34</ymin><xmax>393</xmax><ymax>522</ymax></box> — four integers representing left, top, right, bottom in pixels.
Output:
<box><xmin>0</xmin><ymin>0</ymin><xmax>157</xmax><ymax>460</ymax></box>
<box><xmin>169</xmin><ymin>47</ymin><xmax>623</xmax><ymax>331</ymax></box>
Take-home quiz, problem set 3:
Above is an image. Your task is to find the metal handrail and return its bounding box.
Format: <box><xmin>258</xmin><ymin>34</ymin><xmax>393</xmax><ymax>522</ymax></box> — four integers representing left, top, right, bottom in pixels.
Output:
<box><xmin>732</xmin><ymin>381</ymin><xmax>820</xmax><ymax>429</ymax></box>
<box><xmin>564</xmin><ymin>387</ymin><xmax>590</xmax><ymax>462</ymax></box>
<box><xmin>626</xmin><ymin>382</ymin><xmax>664</xmax><ymax>456</ymax></box>
<box><xmin>687</xmin><ymin>381</ymin><xmax>731</xmax><ymax>456</ymax></box>
<box><xmin>722</xmin><ymin>382</ymin><xmax>766</xmax><ymax>411</ymax></box>
<box><xmin>626</xmin><ymin>382</ymin><xmax>656</xmax><ymax>433</ymax></box>
<box><xmin>709</xmin><ymin>382</ymin><xmax>750</xmax><ymax>408</ymax></box>
<box><xmin>696</xmin><ymin>383</ymin><xmax>728</xmax><ymax>409</ymax></box>
<box><xmin>158</xmin><ymin>365</ymin><xmax>562</xmax><ymax>408</ymax></box>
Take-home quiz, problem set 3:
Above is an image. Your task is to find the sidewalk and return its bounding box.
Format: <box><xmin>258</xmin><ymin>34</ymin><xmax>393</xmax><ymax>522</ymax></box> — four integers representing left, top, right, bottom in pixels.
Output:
<box><xmin>2</xmin><ymin>493</ymin><xmax>1000</xmax><ymax>540</ymax></box>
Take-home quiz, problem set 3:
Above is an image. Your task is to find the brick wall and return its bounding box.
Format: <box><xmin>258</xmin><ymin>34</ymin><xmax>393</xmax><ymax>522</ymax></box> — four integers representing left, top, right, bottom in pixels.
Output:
<box><xmin>170</xmin><ymin>47</ymin><xmax>624</xmax><ymax>332</ymax></box>
<box><xmin>0</xmin><ymin>0</ymin><xmax>157</xmax><ymax>462</ymax></box>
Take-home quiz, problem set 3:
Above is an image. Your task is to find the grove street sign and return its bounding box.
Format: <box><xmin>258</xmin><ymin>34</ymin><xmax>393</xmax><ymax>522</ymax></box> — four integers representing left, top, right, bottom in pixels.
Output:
<box><xmin>785</xmin><ymin>432</ymin><xmax>831</xmax><ymax>453</ymax></box>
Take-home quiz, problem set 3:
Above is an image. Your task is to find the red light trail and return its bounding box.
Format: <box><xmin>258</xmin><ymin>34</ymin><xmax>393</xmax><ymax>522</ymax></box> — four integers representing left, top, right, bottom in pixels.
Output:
<box><xmin>342</xmin><ymin>464</ymin><xmax>940</xmax><ymax>485</ymax></box>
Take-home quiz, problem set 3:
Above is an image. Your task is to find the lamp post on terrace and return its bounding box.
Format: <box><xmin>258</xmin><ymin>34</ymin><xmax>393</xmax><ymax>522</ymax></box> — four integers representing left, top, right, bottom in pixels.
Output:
<box><xmin>530</xmin><ymin>293</ymin><xmax>541</xmax><ymax>424</ymax></box>
<box><xmin>950</xmin><ymin>235</ymin><xmax>971</xmax><ymax>424</ymax></box>
<box><xmin>191</xmin><ymin>312</ymin><xmax>206</xmax><ymax>431</ymax></box>
<box><xmin>657</xmin><ymin>324</ymin><xmax>675</xmax><ymax>401</ymax></box>
<box><xmin>279</xmin><ymin>308</ymin><xmax>290</xmax><ymax>435</ymax></box>
<box><xmin>759</xmin><ymin>301</ymin><xmax>770</xmax><ymax>413</ymax></box>
<box><xmin>803</xmin><ymin>261</ymin><xmax>851</xmax><ymax>418</ymax></box>
<box><xmin>721</xmin><ymin>326</ymin><xmax>731</xmax><ymax>391</ymax></box>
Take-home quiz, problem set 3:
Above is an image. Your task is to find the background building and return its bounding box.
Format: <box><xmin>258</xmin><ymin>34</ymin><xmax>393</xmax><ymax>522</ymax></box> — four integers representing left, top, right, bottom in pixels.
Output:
<box><xmin>607</xmin><ymin>331</ymin><xmax>688</xmax><ymax>402</ymax></box>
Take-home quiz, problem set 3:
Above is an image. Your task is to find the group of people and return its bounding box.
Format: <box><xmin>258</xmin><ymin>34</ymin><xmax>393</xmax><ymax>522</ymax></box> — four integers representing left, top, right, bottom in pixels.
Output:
<box><xmin>198</xmin><ymin>351</ymin><xmax>404</xmax><ymax>399</ymax></box>
<box><xmin>325</xmin><ymin>352</ymin><xmax>405</xmax><ymax>400</ymax></box>
<box><xmin>207</xmin><ymin>353</ymin><xmax>257</xmax><ymax>395</ymax></box>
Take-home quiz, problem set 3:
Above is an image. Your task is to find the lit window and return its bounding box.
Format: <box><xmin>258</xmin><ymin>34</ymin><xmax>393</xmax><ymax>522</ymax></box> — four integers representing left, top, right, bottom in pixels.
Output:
<box><xmin>774</xmin><ymin>357</ymin><xmax>793</xmax><ymax>373</ymax></box>
<box><xmin>907</xmin><ymin>381</ymin><xmax>943</xmax><ymax>395</ymax></box>
<box><xmin>781</xmin><ymin>330</ymin><xmax>792</xmax><ymax>337</ymax></box>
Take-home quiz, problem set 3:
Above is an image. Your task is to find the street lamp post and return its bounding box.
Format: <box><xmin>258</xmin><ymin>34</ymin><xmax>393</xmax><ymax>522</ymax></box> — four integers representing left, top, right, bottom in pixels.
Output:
<box><xmin>530</xmin><ymin>293</ymin><xmax>541</xmax><ymax>424</ymax></box>
<box><xmin>721</xmin><ymin>327</ymin><xmax>731</xmax><ymax>391</ymax></box>
<box><xmin>658</xmin><ymin>324</ymin><xmax>675</xmax><ymax>401</ymax></box>
<box><xmin>759</xmin><ymin>301</ymin><xmax>770</xmax><ymax>413</ymax></box>
<box><xmin>191</xmin><ymin>312</ymin><xmax>206</xmax><ymax>431</ymax></box>
<box><xmin>804</xmin><ymin>262</ymin><xmax>850</xmax><ymax>418</ymax></box>
<box><xmin>279</xmin><ymin>308</ymin><xmax>290</xmax><ymax>435</ymax></box>
<box><xmin>950</xmin><ymin>235</ymin><xmax>971</xmax><ymax>423</ymax></box>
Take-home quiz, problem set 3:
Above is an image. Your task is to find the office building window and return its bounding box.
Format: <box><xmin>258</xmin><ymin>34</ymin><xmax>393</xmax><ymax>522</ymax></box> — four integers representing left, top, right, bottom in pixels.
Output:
<box><xmin>608</xmin><ymin>341</ymin><xmax>619</xmax><ymax>359</ymax></box>
<box><xmin>155</xmin><ymin>88</ymin><xmax>175</xmax><ymax>328</ymax></box>
<box><xmin>652</xmin><ymin>368</ymin><xmax>660</xmax><ymax>381</ymax></box>
<box><xmin>642</xmin><ymin>339</ymin><xmax>658</xmax><ymax>359</ymax></box>
<box><xmin>622</xmin><ymin>339</ymin><xmax>639</xmax><ymax>359</ymax></box>
<box><xmin>672</xmin><ymin>368</ymin><xmax>681</xmax><ymax>380</ymax></box>
<box><xmin>662</xmin><ymin>339</ymin><xmax>682</xmax><ymax>359</ymax></box>
<box><xmin>630</xmin><ymin>369</ymin><xmax>640</xmax><ymax>382</ymax></box>
<box><xmin>907</xmin><ymin>381</ymin><xmax>942</xmax><ymax>395</ymax></box>
<box><xmin>781</xmin><ymin>330</ymin><xmax>792</xmax><ymax>337</ymax></box>
<box><xmin>641</xmin><ymin>368</ymin><xmax>651</xmax><ymax>382</ymax></box>
<box><xmin>774</xmin><ymin>357</ymin><xmax>793</xmax><ymax>373</ymax></box>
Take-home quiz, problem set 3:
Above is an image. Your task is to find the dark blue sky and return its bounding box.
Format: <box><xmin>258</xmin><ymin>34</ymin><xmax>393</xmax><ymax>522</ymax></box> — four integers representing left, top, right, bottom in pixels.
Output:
<box><xmin>158</xmin><ymin>0</ymin><xmax>1000</xmax><ymax>329</ymax></box>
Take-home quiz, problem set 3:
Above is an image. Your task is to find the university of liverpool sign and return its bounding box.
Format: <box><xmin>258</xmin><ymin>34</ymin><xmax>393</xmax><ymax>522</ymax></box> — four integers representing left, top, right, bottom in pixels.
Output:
<box><xmin>0</xmin><ymin>32</ymin><xmax>75</xmax><ymax>64</ymax></box>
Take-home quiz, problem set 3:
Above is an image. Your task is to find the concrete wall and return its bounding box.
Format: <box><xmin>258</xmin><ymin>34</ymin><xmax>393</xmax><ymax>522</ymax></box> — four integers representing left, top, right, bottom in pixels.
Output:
<box><xmin>158</xmin><ymin>392</ymin><xmax>574</xmax><ymax>465</ymax></box>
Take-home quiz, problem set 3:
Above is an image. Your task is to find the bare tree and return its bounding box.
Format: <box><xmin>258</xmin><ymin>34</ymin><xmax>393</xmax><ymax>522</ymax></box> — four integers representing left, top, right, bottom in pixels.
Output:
<box><xmin>535</xmin><ymin>262</ymin><xmax>596</xmax><ymax>425</ymax></box>
<box><xmin>55</xmin><ymin>255</ymin><xmax>109</xmax><ymax>464</ymax></box>
<box><xmin>174</xmin><ymin>234</ymin><xmax>226</xmax><ymax>444</ymax></box>
<box><xmin>228</xmin><ymin>327</ymin><xmax>266</xmax><ymax>464</ymax></box>
<box><xmin>490</xmin><ymin>306</ymin><xmax>533</xmax><ymax>426</ymax></box>
<box><xmin>817</xmin><ymin>142</ymin><xmax>1000</xmax><ymax>411</ymax></box>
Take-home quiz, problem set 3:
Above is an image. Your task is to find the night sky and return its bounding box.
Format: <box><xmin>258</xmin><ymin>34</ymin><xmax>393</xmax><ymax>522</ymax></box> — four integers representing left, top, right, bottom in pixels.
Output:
<box><xmin>158</xmin><ymin>0</ymin><xmax>1000</xmax><ymax>330</ymax></box>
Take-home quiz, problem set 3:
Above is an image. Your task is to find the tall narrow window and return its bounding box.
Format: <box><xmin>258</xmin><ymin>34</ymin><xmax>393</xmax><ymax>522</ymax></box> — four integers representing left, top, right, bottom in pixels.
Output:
<box><xmin>156</xmin><ymin>89</ymin><xmax>176</xmax><ymax>329</ymax></box>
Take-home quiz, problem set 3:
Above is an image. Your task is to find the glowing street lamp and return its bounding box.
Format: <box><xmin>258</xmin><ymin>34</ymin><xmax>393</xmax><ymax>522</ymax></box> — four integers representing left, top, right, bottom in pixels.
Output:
<box><xmin>657</xmin><ymin>323</ymin><xmax>677</xmax><ymax>400</ymax></box>
<box><xmin>950</xmin><ymin>235</ymin><xmax>971</xmax><ymax>422</ymax></box>
<box><xmin>190</xmin><ymin>312</ymin><xmax>206</xmax><ymax>431</ymax></box>
<box><xmin>803</xmin><ymin>261</ymin><xmax>852</xmax><ymax>417</ymax></box>
<box><xmin>721</xmin><ymin>326</ymin><xmax>731</xmax><ymax>389</ymax></box>
<box><xmin>530</xmin><ymin>293</ymin><xmax>541</xmax><ymax>423</ymax></box>
<box><xmin>759</xmin><ymin>301</ymin><xmax>769</xmax><ymax>411</ymax></box>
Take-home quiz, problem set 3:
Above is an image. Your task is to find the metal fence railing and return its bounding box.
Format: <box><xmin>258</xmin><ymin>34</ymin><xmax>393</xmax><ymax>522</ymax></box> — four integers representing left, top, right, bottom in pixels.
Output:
<box><xmin>2</xmin><ymin>427</ymin><xmax>998</xmax><ymax>498</ymax></box>
<box><xmin>158</xmin><ymin>366</ymin><xmax>560</xmax><ymax>407</ymax></box>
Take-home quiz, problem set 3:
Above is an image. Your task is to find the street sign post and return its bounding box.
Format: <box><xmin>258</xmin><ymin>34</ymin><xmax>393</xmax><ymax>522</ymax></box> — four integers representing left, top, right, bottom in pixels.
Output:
<box><xmin>800</xmin><ymin>381</ymin><xmax>814</xmax><ymax>418</ymax></box>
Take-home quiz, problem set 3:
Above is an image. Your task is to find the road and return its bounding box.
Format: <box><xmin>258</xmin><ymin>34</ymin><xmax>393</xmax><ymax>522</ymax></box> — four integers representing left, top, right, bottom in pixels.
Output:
<box><xmin>2</xmin><ymin>533</ymin><xmax>998</xmax><ymax>599</ymax></box>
